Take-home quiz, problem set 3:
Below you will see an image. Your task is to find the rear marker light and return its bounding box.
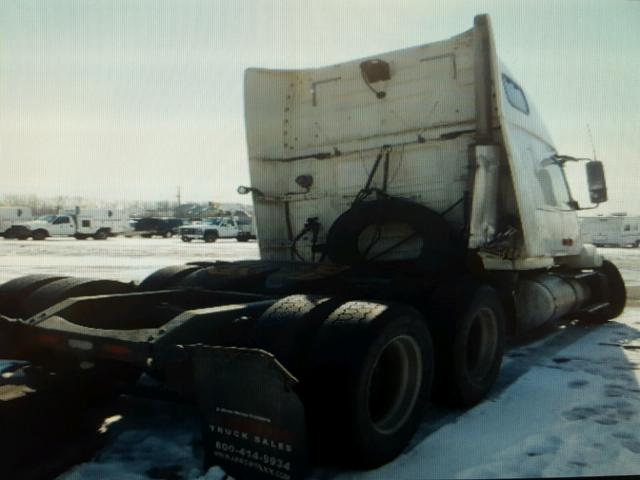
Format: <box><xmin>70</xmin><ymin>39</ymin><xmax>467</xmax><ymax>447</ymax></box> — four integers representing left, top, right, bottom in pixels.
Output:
<box><xmin>103</xmin><ymin>344</ymin><xmax>132</xmax><ymax>356</ymax></box>
<box><xmin>38</xmin><ymin>334</ymin><xmax>61</xmax><ymax>346</ymax></box>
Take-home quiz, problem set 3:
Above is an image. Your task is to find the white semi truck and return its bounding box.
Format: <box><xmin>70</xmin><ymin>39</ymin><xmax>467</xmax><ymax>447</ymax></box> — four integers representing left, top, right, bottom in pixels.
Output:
<box><xmin>11</xmin><ymin>208</ymin><xmax>131</xmax><ymax>240</ymax></box>
<box><xmin>0</xmin><ymin>15</ymin><xmax>626</xmax><ymax>480</ymax></box>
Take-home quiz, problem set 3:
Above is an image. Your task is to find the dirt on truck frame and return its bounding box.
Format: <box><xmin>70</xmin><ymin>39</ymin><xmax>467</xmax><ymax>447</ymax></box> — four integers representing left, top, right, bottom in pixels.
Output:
<box><xmin>0</xmin><ymin>14</ymin><xmax>626</xmax><ymax>480</ymax></box>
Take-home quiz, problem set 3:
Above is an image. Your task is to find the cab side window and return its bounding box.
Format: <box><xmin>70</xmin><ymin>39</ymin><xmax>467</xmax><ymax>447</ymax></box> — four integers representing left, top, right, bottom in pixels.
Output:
<box><xmin>53</xmin><ymin>216</ymin><xmax>70</xmax><ymax>224</ymax></box>
<box><xmin>502</xmin><ymin>74</ymin><xmax>529</xmax><ymax>115</ymax></box>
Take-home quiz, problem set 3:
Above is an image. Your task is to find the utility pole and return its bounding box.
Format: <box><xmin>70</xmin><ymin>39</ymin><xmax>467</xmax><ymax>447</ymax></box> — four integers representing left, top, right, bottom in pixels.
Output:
<box><xmin>176</xmin><ymin>186</ymin><xmax>181</xmax><ymax>207</ymax></box>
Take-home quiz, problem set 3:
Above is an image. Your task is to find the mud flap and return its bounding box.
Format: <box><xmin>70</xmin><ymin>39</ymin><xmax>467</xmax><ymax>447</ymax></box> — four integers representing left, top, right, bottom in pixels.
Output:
<box><xmin>191</xmin><ymin>346</ymin><xmax>308</xmax><ymax>480</ymax></box>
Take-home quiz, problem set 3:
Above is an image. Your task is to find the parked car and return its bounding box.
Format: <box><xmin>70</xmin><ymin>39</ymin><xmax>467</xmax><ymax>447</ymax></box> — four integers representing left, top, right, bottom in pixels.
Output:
<box><xmin>133</xmin><ymin>217</ymin><xmax>184</xmax><ymax>238</ymax></box>
<box><xmin>0</xmin><ymin>206</ymin><xmax>33</xmax><ymax>238</ymax></box>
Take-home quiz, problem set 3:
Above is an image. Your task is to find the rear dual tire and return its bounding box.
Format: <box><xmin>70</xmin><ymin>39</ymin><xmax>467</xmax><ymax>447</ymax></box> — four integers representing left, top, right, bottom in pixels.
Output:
<box><xmin>257</xmin><ymin>290</ymin><xmax>506</xmax><ymax>466</ymax></box>
<box><xmin>309</xmin><ymin>302</ymin><xmax>433</xmax><ymax>467</ymax></box>
<box><xmin>0</xmin><ymin>275</ymin><xmax>67</xmax><ymax>318</ymax></box>
<box><xmin>430</xmin><ymin>283</ymin><xmax>505</xmax><ymax>408</ymax></box>
<box><xmin>138</xmin><ymin>264</ymin><xmax>202</xmax><ymax>291</ymax></box>
<box><xmin>257</xmin><ymin>298</ymin><xmax>434</xmax><ymax>468</ymax></box>
<box><xmin>21</xmin><ymin>277</ymin><xmax>134</xmax><ymax>319</ymax></box>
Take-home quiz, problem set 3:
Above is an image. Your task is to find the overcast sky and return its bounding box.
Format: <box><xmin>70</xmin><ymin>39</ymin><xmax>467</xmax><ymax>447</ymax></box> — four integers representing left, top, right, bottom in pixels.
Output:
<box><xmin>1</xmin><ymin>0</ymin><xmax>638</xmax><ymax>211</ymax></box>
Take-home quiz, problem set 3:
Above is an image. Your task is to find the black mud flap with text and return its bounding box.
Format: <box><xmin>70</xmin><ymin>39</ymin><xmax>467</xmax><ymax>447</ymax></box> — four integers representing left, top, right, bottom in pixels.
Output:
<box><xmin>192</xmin><ymin>346</ymin><xmax>308</xmax><ymax>480</ymax></box>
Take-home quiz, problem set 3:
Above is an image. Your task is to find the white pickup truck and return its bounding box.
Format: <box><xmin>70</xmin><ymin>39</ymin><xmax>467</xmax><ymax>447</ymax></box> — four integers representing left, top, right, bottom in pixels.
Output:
<box><xmin>13</xmin><ymin>209</ymin><xmax>131</xmax><ymax>240</ymax></box>
<box><xmin>178</xmin><ymin>216</ymin><xmax>256</xmax><ymax>243</ymax></box>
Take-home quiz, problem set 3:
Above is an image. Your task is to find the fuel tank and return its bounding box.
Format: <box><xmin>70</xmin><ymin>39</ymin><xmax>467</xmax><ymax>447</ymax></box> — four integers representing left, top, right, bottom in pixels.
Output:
<box><xmin>514</xmin><ymin>273</ymin><xmax>591</xmax><ymax>331</ymax></box>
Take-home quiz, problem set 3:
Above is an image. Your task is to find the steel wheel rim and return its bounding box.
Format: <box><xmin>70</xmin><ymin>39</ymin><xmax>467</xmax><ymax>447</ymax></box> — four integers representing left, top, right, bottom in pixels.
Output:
<box><xmin>466</xmin><ymin>307</ymin><xmax>498</xmax><ymax>383</ymax></box>
<box><xmin>367</xmin><ymin>334</ymin><xmax>423</xmax><ymax>435</ymax></box>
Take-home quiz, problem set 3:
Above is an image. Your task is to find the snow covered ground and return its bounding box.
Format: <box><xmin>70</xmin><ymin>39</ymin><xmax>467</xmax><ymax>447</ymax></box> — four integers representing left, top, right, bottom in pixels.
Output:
<box><xmin>0</xmin><ymin>237</ymin><xmax>259</xmax><ymax>285</ymax></box>
<box><xmin>1</xmin><ymin>238</ymin><xmax>640</xmax><ymax>479</ymax></box>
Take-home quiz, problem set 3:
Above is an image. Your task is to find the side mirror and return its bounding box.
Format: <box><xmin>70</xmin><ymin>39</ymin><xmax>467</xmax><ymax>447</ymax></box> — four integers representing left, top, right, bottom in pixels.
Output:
<box><xmin>237</xmin><ymin>185</ymin><xmax>264</xmax><ymax>197</ymax></box>
<box><xmin>586</xmin><ymin>161</ymin><xmax>607</xmax><ymax>204</ymax></box>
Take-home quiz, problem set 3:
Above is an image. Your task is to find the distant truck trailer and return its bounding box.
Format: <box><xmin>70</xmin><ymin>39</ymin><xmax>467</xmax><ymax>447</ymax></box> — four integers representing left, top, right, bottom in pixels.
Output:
<box><xmin>579</xmin><ymin>214</ymin><xmax>640</xmax><ymax>247</ymax></box>
<box><xmin>10</xmin><ymin>208</ymin><xmax>131</xmax><ymax>240</ymax></box>
<box><xmin>0</xmin><ymin>207</ymin><xmax>33</xmax><ymax>238</ymax></box>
